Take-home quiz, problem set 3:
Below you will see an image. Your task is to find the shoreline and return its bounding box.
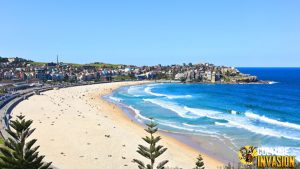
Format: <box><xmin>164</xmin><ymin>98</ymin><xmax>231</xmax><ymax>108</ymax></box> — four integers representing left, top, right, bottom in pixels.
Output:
<box><xmin>11</xmin><ymin>81</ymin><xmax>224</xmax><ymax>169</ymax></box>
<box><xmin>94</xmin><ymin>82</ymin><xmax>225</xmax><ymax>168</ymax></box>
<box><xmin>104</xmin><ymin>85</ymin><xmax>237</xmax><ymax>164</ymax></box>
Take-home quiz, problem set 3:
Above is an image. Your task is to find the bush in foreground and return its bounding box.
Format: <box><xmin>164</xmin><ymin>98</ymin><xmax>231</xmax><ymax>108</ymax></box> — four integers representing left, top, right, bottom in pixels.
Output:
<box><xmin>194</xmin><ymin>154</ymin><xmax>205</xmax><ymax>169</ymax></box>
<box><xmin>0</xmin><ymin>115</ymin><xmax>52</xmax><ymax>169</ymax></box>
<box><xmin>133</xmin><ymin>119</ymin><xmax>168</xmax><ymax>169</ymax></box>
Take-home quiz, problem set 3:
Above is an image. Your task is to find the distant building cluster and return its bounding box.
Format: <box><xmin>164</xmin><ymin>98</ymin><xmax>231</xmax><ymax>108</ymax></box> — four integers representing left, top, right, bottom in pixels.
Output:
<box><xmin>0</xmin><ymin>57</ymin><xmax>258</xmax><ymax>84</ymax></box>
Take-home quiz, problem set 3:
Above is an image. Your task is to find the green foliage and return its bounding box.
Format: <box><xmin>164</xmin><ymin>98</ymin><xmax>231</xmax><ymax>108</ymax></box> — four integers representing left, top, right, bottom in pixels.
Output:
<box><xmin>113</xmin><ymin>75</ymin><xmax>135</xmax><ymax>81</ymax></box>
<box><xmin>133</xmin><ymin>120</ymin><xmax>168</xmax><ymax>169</ymax></box>
<box><xmin>0</xmin><ymin>115</ymin><xmax>52</xmax><ymax>169</ymax></box>
<box><xmin>87</xmin><ymin>62</ymin><xmax>121</xmax><ymax>68</ymax></box>
<box><xmin>0</xmin><ymin>57</ymin><xmax>8</xmax><ymax>63</ymax></box>
<box><xmin>28</xmin><ymin>61</ymin><xmax>46</xmax><ymax>66</ymax></box>
<box><xmin>0</xmin><ymin>88</ymin><xmax>5</xmax><ymax>94</ymax></box>
<box><xmin>194</xmin><ymin>154</ymin><xmax>205</xmax><ymax>169</ymax></box>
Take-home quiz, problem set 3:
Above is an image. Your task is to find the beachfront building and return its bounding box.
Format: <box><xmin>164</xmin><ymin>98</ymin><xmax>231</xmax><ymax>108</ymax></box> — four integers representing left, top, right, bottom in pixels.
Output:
<box><xmin>0</xmin><ymin>56</ymin><xmax>259</xmax><ymax>84</ymax></box>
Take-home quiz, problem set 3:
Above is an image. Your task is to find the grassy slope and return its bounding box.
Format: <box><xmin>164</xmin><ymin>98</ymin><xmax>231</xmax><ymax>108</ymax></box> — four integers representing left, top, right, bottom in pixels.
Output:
<box><xmin>29</xmin><ymin>62</ymin><xmax>121</xmax><ymax>69</ymax></box>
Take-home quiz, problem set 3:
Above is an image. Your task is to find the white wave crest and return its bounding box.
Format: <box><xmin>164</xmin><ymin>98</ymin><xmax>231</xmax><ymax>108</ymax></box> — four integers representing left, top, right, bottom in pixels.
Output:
<box><xmin>143</xmin><ymin>99</ymin><xmax>198</xmax><ymax>119</ymax></box>
<box><xmin>128</xmin><ymin>85</ymin><xmax>144</xmax><ymax>96</ymax></box>
<box><xmin>159</xmin><ymin>120</ymin><xmax>217</xmax><ymax>135</ymax></box>
<box><xmin>109</xmin><ymin>96</ymin><xmax>123</xmax><ymax>102</ymax></box>
<box><xmin>215</xmin><ymin>121</ymin><xmax>300</xmax><ymax>141</ymax></box>
<box><xmin>268</xmin><ymin>81</ymin><xmax>278</xmax><ymax>84</ymax></box>
<box><xmin>183</xmin><ymin>106</ymin><xmax>222</xmax><ymax>120</ymax></box>
<box><xmin>144</xmin><ymin>87</ymin><xmax>192</xmax><ymax>99</ymax></box>
<box><xmin>230</xmin><ymin>110</ymin><xmax>237</xmax><ymax>115</ymax></box>
<box><xmin>128</xmin><ymin>105</ymin><xmax>150</xmax><ymax>121</ymax></box>
<box><xmin>182</xmin><ymin>123</ymin><xmax>206</xmax><ymax>128</ymax></box>
<box><xmin>245</xmin><ymin>112</ymin><xmax>300</xmax><ymax>130</ymax></box>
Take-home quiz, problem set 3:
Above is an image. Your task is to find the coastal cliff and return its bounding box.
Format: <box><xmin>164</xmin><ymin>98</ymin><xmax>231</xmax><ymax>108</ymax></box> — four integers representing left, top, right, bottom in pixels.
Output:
<box><xmin>173</xmin><ymin>65</ymin><xmax>260</xmax><ymax>84</ymax></box>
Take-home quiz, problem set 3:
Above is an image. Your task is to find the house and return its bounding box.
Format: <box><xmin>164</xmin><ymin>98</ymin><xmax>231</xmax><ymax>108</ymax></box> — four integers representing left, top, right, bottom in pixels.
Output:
<box><xmin>8</xmin><ymin>57</ymin><xmax>16</xmax><ymax>63</ymax></box>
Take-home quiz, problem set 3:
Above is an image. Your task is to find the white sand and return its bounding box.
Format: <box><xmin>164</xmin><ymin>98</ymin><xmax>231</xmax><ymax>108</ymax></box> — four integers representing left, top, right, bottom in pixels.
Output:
<box><xmin>11</xmin><ymin>81</ymin><xmax>223</xmax><ymax>169</ymax></box>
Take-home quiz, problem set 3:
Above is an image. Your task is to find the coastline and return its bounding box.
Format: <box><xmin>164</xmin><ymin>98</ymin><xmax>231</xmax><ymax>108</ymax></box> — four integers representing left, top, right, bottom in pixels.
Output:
<box><xmin>104</xmin><ymin>85</ymin><xmax>238</xmax><ymax>164</ymax></box>
<box><xmin>103</xmin><ymin>90</ymin><xmax>236</xmax><ymax>163</ymax></box>
<box><xmin>11</xmin><ymin>81</ymin><xmax>224</xmax><ymax>169</ymax></box>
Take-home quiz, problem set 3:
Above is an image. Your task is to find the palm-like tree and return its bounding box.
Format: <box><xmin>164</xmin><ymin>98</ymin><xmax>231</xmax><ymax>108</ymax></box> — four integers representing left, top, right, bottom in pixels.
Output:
<box><xmin>194</xmin><ymin>154</ymin><xmax>205</xmax><ymax>169</ymax></box>
<box><xmin>0</xmin><ymin>115</ymin><xmax>52</xmax><ymax>169</ymax></box>
<box><xmin>132</xmin><ymin>119</ymin><xmax>168</xmax><ymax>169</ymax></box>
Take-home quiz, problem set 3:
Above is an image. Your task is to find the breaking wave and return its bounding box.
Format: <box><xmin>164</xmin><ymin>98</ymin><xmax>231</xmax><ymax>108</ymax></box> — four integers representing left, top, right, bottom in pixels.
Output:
<box><xmin>108</xmin><ymin>96</ymin><xmax>123</xmax><ymax>102</ymax></box>
<box><xmin>143</xmin><ymin>99</ymin><xmax>198</xmax><ymax>119</ymax></box>
<box><xmin>142</xmin><ymin>98</ymin><xmax>300</xmax><ymax>141</ymax></box>
<box><xmin>215</xmin><ymin>121</ymin><xmax>300</xmax><ymax>141</ymax></box>
<box><xmin>245</xmin><ymin>112</ymin><xmax>300</xmax><ymax>130</ymax></box>
<box><xmin>144</xmin><ymin>87</ymin><xmax>192</xmax><ymax>99</ymax></box>
<box><xmin>128</xmin><ymin>105</ymin><xmax>150</xmax><ymax>121</ymax></box>
<box><xmin>158</xmin><ymin>120</ymin><xmax>217</xmax><ymax>135</ymax></box>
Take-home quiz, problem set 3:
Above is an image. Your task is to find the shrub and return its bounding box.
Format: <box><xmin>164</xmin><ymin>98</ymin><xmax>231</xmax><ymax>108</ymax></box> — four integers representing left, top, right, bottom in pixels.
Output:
<box><xmin>132</xmin><ymin>120</ymin><xmax>168</xmax><ymax>169</ymax></box>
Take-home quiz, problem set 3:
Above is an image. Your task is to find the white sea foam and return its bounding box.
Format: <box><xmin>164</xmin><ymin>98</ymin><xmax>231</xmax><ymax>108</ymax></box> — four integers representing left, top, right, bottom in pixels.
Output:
<box><xmin>108</xmin><ymin>96</ymin><xmax>123</xmax><ymax>102</ymax></box>
<box><xmin>183</xmin><ymin>106</ymin><xmax>222</xmax><ymax>120</ymax></box>
<box><xmin>215</xmin><ymin>122</ymin><xmax>232</xmax><ymax>127</ymax></box>
<box><xmin>230</xmin><ymin>110</ymin><xmax>237</xmax><ymax>115</ymax></box>
<box><xmin>215</xmin><ymin>121</ymin><xmax>300</xmax><ymax>141</ymax></box>
<box><xmin>179</xmin><ymin>107</ymin><xmax>300</xmax><ymax>141</ymax></box>
<box><xmin>144</xmin><ymin>87</ymin><xmax>192</xmax><ymax>99</ymax></box>
<box><xmin>182</xmin><ymin>123</ymin><xmax>206</xmax><ymax>128</ymax></box>
<box><xmin>268</xmin><ymin>81</ymin><xmax>278</xmax><ymax>84</ymax></box>
<box><xmin>245</xmin><ymin>112</ymin><xmax>300</xmax><ymax>130</ymax></box>
<box><xmin>128</xmin><ymin>105</ymin><xmax>150</xmax><ymax>121</ymax></box>
<box><xmin>142</xmin><ymin>96</ymin><xmax>300</xmax><ymax>141</ymax></box>
<box><xmin>143</xmin><ymin>99</ymin><xmax>198</xmax><ymax>119</ymax></box>
<box><xmin>158</xmin><ymin>120</ymin><xmax>217</xmax><ymax>135</ymax></box>
<box><xmin>127</xmin><ymin>85</ymin><xmax>144</xmax><ymax>96</ymax></box>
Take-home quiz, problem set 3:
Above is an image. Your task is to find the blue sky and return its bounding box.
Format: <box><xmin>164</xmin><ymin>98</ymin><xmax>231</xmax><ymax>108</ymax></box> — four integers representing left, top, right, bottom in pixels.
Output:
<box><xmin>0</xmin><ymin>0</ymin><xmax>299</xmax><ymax>67</ymax></box>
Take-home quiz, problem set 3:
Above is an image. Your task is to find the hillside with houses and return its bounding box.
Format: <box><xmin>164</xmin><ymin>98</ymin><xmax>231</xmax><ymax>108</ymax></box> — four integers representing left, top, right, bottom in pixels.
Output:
<box><xmin>0</xmin><ymin>56</ymin><xmax>262</xmax><ymax>87</ymax></box>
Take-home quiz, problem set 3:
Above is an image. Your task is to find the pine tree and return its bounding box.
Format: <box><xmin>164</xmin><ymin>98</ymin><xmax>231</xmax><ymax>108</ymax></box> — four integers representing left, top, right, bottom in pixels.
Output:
<box><xmin>194</xmin><ymin>154</ymin><xmax>205</xmax><ymax>169</ymax></box>
<box><xmin>132</xmin><ymin>119</ymin><xmax>168</xmax><ymax>169</ymax></box>
<box><xmin>0</xmin><ymin>115</ymin><xmax>52</xmax><ymax>169</ymax></box>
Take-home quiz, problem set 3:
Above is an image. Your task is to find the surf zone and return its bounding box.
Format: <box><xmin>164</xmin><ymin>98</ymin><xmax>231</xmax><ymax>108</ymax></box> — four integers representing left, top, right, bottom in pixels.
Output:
<box><xmin>257</xmin><ymin>156</ymin><xmax>295</xmax><ymax>168</ymax></box>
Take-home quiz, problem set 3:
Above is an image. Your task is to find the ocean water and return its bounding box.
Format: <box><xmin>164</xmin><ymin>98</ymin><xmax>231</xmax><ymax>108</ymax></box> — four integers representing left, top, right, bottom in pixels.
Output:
<box><xmin>105</xmin><ymin>68</ymin><xmax>300</xmax><ymax>161</ymax></box>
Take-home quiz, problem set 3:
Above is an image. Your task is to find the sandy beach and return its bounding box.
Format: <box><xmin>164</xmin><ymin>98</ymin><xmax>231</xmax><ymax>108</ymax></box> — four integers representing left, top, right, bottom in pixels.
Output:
<box><xmin>11</xmin><ymin>81</ymin><xmax>223</xmax><ymax>169</ymax></box>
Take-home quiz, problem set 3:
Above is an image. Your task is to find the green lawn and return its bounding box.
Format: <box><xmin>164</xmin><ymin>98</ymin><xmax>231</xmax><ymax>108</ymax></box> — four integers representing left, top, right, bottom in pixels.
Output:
<box><xmin>0</xmin><ymin>137</ymin><xmax>4</xmax><ymax>146</ymax></box>
<box><xmin>29</xmin><ymin>61</ymin><xmax>46</xmax><ymax>66</ymax></box>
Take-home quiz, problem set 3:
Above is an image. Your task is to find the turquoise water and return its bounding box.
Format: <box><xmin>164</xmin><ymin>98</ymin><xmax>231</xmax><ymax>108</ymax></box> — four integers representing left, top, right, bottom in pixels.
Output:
<box><xmin>105</xmin><ymin>68</ymin><xmax>300</xmax><ymax>161</ymax></box>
